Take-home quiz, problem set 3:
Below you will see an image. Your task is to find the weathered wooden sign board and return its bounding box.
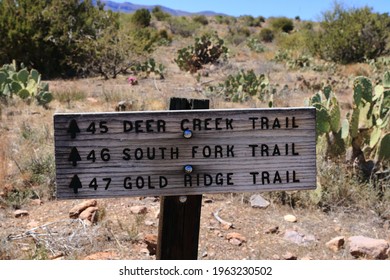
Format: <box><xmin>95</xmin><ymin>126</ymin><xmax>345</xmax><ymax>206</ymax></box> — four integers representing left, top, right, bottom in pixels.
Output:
<box><xmin>54</xmin><ymin>108</ymin><xmax>316</xmax><ymax>199</ymax></box>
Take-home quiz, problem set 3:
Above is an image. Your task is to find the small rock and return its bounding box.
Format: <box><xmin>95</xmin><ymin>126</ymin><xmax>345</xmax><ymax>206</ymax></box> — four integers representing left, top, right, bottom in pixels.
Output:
<box><xmin>272</xmin><ymin>254</ymin><xmax>280</xmax><ymax>260</ymax></box>
<box><xmin>300</xmin><ymin>256</ymin><xmax>313</xmax><ymax>260</ymax></box>
<box><xmin>130</xmin><ymin>206</ymin><xmax>147</xmax><ymax>215</ymax></box>
<box><xmin>79</xmin><ymin>206</ymin><xmax>99</xmax><ymax>225</ymax></box>
<box><xmin>86</xmin><ymin>97</ymin><xmax>99</xmax><ymax>104</ymax></box>
<box><xmin>83</xmin><ymin>252</ymin><xmax>117</xmax><ymax>260</ymax></box>
<box><xmin>31</xmin><ymin>199</ymin><xmax>42</xmax><ymax>206</ymax></box>
<box><xmin>264</xmin><ymin>226</ymin><xmax>279</xmax><ymax>234</ymax></box>
<box><xmin>27</xmin><ymin>221</ymin><xmax>39</xmax><ymax>228</ymax></box>
<box><xmin>202</xmin><ymin>251</ymin><xmax>208</xmax><ymax>258</ymax></box>
<box><xmin>383</xmin><ymin>220</ymin><xmax>389</xmax><ymax>231</ymax></box>
<box><xmin>226</xmin><ymin>232</ymin><xmax>247</xmax><ymax>246</ymax></box>
<box><xmin>14</xmin><ymin>209</ymin><xmax>29</xmax><ymax>218</ymax></box>
<box><xmin>282</xmin><ymin>252</ymin><xmax>297</xmax><ymax>260</ymax></box>
<box><xmin>348</xmin><ymin>236</ymin><xmax>389</xmax><ymax>260</ymax></box>
<box><xmin>69</xmin><ymin>199</ymin><xmax>97</xmax><ymax>219</ymax></box>
<box><xmin>284</xmin><ymin>214</ymin><xmax>297</xmax><ymax>223</ymax></box>
<box><xmin>203</xmin><ymin>198</ymin><xmax>213</xmax><ymax>203</ymax></box>
<box><xmin>284</xmin><ymin>230</ymin><xmax>316</xmax><ymax>246</ymax></box>
<box><xmin>144</xmin><ymin>234</ymin><xmax>158</xmax><ymax>256</ymax></box>
<box><xmin>229</xmin><ymin>238</ymin><xmax>243</xmax><ymax>246</ymax></box>
<box><xmin>326</xmin><ymin>236</ymin><xmax>345</xmax><ymax>252</ymax></box>
<box><xmin>144</xmin><ymin>220</ymin><xmax>155</xmax><ymax>226</ymax></box>
<box><xmin>250</xmin><ymin>194</ymin><xmax>270</xmax><ymax>209</ymax></box>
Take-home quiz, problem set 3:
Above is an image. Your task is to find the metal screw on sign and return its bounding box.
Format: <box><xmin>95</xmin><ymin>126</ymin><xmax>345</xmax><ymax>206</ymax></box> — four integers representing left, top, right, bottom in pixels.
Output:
<box><xmin>179</xmin><ymin>196</ymin><xmax>187</xmax><ymax>203</ymax></box>
<box><xmin>183</xmin><ymin>129</ymin><xmax>193</xmax><ymax>139</ymax></box>
<box><xmin>184</xmin><ymin>165</ymin><xmax>193</xmax><ymax>174</ymax></box>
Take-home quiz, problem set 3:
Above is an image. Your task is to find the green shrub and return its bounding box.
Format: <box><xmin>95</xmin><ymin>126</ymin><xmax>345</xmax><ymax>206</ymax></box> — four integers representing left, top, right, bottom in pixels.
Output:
<box><xmin>239</xmin><ymin>15</ymin><xmax>263</xmax><ymax>27</ymax></box>
<box><xmin>131</xmin><ymin>9</ymin><xmax>151</xmax><ymax>27</ymax></box>
<box><xmin>247</xmin><ymin>38</ymin><xmax>266</xmax><ymax>53</ymax></box>
<box><xmin>168</xmin><ymin>17</ymin><xmax>200</xmax><ymax>38</ymax></box>
<box><xmin>0</xmin><ymin>0</ymin><xmax>118</xmax><ymax>78</ymax></box>
<box><xmin>215</xmin><ymin>15</ymin><xmax>237</xmax><ymax>25</ymax></box>
<box><xmin>258</xmin><ymin>28</ymin><xmax>274</xmax><ymax>42</ymax></box>
<box><xmin>152</xmin><ymin>6</ymin><xmax>171</xmax><ymax>21</ymax></box>
<box><xmin>192</xmin><ymin>15</ymin><xmax>209</xmax><ymax>25</ymax></box>
<box><xmin>312</xmin><ymin>4</ymin><xmax>390</xmax><ymax>63</ymax></box>
<box><xmin>175</xmin><ymin>33</ymin><xmax>228</xmax><ymax>73</ymax></box>
<box><xmin>227</xmin><ymin>26</ymin><xmax>252</xmax><ymax>45</ymax></box>
<box><xmin>209</xmin><ymin>69</ymin><xmax>274</xmax><ymax>103</ymax></box>
<box><xmin>270</xmin><ymin>17</ymin><xmax>294</xmax><ymax>33</ymax></box>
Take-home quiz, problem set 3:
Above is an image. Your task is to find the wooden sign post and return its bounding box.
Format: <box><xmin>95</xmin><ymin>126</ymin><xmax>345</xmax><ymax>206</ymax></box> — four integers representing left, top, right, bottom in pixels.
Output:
<box><xmin>54</xmin><ymin>99</ymin><xmax>316</xmax><ymax>259</ymax></box>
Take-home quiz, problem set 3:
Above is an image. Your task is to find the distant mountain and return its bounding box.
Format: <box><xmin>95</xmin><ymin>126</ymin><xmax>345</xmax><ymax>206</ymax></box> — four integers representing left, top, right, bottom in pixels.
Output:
<box><xmin>98</xmin><ymin>1</ymin><xmax>224</xmax><ymax>16</ymax></box>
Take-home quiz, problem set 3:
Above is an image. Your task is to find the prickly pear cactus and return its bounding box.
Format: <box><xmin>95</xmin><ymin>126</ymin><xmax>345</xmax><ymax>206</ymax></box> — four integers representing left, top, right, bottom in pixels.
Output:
<box><xmin>0</xmin><ymin>62</ymin><xmax>53</xmax><ymax>107</ymax></box>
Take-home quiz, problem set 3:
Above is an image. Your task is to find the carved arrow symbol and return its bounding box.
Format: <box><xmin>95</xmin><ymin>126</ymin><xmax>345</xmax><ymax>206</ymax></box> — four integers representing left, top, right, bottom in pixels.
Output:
<box><xmin>68</xmin><ymin>147</ymin><xmax>81</xmax><ymax>166</ymax></box>
<box><xmin>69</xmin><ymin>174</ymin><xmax>82</xmax><ymax>194</ymax></box>
<box><xmin>67</xmin><ymin>119</ymin><xmax>80</xmax><ymax>139</ymax></box>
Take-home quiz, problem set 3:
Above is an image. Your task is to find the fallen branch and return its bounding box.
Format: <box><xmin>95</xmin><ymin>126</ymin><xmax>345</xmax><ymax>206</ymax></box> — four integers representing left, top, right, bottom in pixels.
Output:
<box><xmin>213</xmin><ymin>208</ymin><xmax>234</xmax><ymax>229</ymax></box>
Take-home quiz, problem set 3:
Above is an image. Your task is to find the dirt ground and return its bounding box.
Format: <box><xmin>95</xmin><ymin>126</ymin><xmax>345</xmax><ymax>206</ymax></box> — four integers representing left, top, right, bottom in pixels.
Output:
<box><xmin>0</xmin><ymin>193</ymin><xmax>389</xmax><ymax>260</ymax></box>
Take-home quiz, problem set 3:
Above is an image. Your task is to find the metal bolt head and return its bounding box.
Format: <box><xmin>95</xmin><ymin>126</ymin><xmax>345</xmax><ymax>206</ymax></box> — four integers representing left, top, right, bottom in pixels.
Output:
<box><xmin>183</xmin><ymin>129</ymin><xmax>193</xmax><ymax>139</ymax></box>
<box><xmin>184</xmin><ymin>165</ymin><xmax>193</xmax><ymax>174</ymax></box>
<box><xmin>179</xmin><ymin>196</ymin><xmax>187</xmax><ymax>203</ymax></box>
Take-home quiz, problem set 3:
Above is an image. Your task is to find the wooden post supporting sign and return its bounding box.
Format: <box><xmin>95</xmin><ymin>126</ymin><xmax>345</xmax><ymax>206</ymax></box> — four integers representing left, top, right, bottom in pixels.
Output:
<box><xmin>157</xmin><ymin>97</ymin><xmax>209</xmax><ymax>260</ymax></box>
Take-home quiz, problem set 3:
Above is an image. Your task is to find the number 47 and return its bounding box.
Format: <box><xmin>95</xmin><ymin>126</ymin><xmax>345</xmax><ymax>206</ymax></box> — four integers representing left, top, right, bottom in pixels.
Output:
<box><xmin>89</xmin><ymin>178</ymin><xmax>111</xmax><ymax>190</ymax></box>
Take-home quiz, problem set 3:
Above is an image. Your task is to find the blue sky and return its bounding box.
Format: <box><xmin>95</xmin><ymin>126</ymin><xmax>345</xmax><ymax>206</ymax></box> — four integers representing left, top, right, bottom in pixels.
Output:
<box><xmin>114</xmin><ymin>0</ymin><xmax>389</xmax><ymax>20</ymax></box>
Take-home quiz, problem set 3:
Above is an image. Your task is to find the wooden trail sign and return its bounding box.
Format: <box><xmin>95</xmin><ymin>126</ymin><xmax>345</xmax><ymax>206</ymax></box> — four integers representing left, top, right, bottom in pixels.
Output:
<box><xmin>54</xmin><ymin>107</ymin><xmax>316</xmax><ymax>200</ymax></box>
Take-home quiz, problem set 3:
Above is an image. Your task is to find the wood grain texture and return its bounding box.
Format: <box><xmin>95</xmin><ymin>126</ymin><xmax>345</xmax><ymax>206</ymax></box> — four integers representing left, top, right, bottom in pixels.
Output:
<box><xmin>54</xmin><ymin>107</ymin><xmax>316</xmax><ymax>199</ymax></box>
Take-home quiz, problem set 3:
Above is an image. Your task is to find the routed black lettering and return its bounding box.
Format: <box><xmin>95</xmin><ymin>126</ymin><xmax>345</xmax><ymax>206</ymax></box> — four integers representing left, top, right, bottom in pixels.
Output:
<box><xmin>204</xmin><ymin>174</ymin><xmax>212</xmax><ymax>186</ymax></box>
<box><xmin>171</xmin><ymin>147</ymin><xmax>179</xmax><ymax>159</ymax></box>
<box><xmin>203</xmin><ymin>146</ymin><xmax>211</xmax><ymax>158</ymax></box>
<box><xmin>292</xmin><ymin>117</ymin><xmax>298</xmax><ymax>128</ymax></box>
<box><xmin>204</xmin><ymin>118</ymin><xmax>212</xmax><ymax>130</ymax></box>
<box><xmin>227</xmin><ymin>173</ymin><xmax>234</xmax><ymax>185</ymax></box>
<box><xmin>124</xmin><ymin>177</ymin><xmax>132</xmax><ymax>189</ymax></box>
<box><xmin>249</xmin><ymin>144</ymin><xmax>258</xmax><ymax>156</ymax></box>
<box><xmin>159</xmin><ymin>176</ymin><xmax>168</xmax><ymax>188</ymax></box>
<box><xmin>157</xmin><ymin>120</ymin><xmax>166</xmax><ymax>132</ymax></box>
<box><xmin>273</xmin><ymin>171</ymin><xmax>282</xmax><ymax>184</ymax></box>
<box><xmin>272</xmin><ymin>144</ymin><xmax>281</xmax><ymax>156</ymax></box>
<box><xmin>135</xmin><ymin>148</ymin><xmax>143</xmax><ymax>160</ymax></box>
<box><xmin>181</xmin><ymin>119</ymin><xmax>189</xmax><ymax>131</ymax></box>
<box><xmin>145</xmin><ymin>120</ymin><xmax>154</xmax><ymax>132</ymax></box>
<box><xmin>123</xmin><ymin>121</ymin><xmax>133</xmax><ymax>132</ymax></box>
<box><xmin>227</xmin><ymin>145</ymin><xmax>235</xmax><ymax>157</ymax></box>
<box><xmin>293</xmin><ymin>170</ymin><xmax>300</xmax><ymax>182</ymax></box>
<box><xmin>135</xmin><ymin>120</ymin><xmax>143</xmax><ymax>133</ymax></box>
<box><xmin>262</xmin><ymin>171</ymin><xmax>270</xmax><ymax>184</ymax></box>
<box><xmin>147</xmin><ymin>147</ymin><xmax>156</xmax><ymax>160</ymax></box>
<box><xmin>159</xmin><ymin>147</ymin><xmax>166</xmax><ymax>159</ymax></box>
<box><xmin>192</xmin><ymin>146</ymin><xmax>198</xmax><ymax>158</ymax></box>
<box><xmin>226</xmin><ymin>118</ymin><xmax>234</xmax><ymax>129</ymax></box>
<box><xmin>193</xmin><ymin>119</ymin><xmax>202</xmax><ymax>131</ymax></box>
<box><xmin>292</xmin><ymin>143</ymin><xmax>299</xmax><ymax>156</ymax></box>
<box><xmin>215</xmin><ymin>118</ymin><xmax>222</xmax><ymax>130</ymax></box>
<box><xmin>250</xmin><ymin>172</ymin><xmax>259</xmax><ymax>184</ymax></box>
<box><xmin>261</xmin><ymin>117</ymin><xmax>269</xmax><ymax>129</ymax></box>
<box><xmin>261</xmin><ymin>144</ymin><xmax>269</xmax><ymax>156</ymax></box>
<box><xmin>249</xmin><ymin>117</ymin><xmax>258</xmax><ymax>129</ymax></box>
<box><xmin>216</xmin><ymin>173</ymin><xmax>223</xmax><ymax>185</ymax></box>
<box><xmin>272</xmin><ymin>118</ymin><xmax>281</xmax><ymax>129</ymax></box>
<box><xmin>184</xmin><ymin>174</ymin><xmax>192</xmax><ymax>187</ymax></box>
<box><xmin>123</xmin><ymin>148</ymin><xmax>131</xmax><ymax>160</ymax></box>
<box><xmin>215</xmin><ymin>145</ymin><xmax>223</xmax><ymax>158</ymax></box>
<box><xmin>136</xmin><ymin>176</ymin><xmax>144</xmax><ymax>189</ymax></box>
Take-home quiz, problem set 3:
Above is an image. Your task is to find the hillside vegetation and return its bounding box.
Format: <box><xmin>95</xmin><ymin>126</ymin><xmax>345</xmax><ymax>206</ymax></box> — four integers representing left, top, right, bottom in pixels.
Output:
<box><xmin>0</xmin><ymin>1</ymin><xmax>389</xmax><ymax>260</ymax></box>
